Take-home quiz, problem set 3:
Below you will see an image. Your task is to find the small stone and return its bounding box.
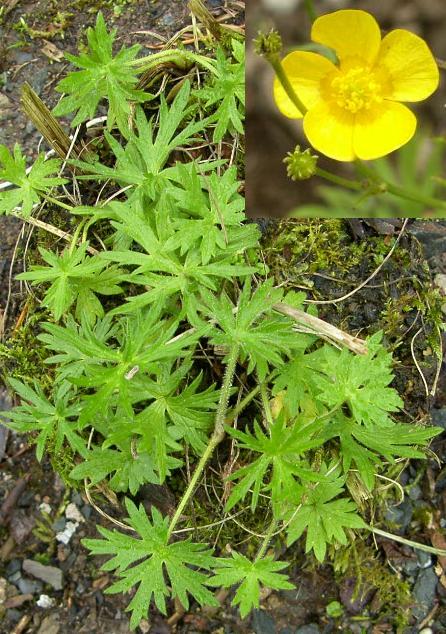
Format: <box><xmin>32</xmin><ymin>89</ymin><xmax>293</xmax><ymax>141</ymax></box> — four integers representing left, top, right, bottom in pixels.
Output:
<box><xmin>417</xmin><ymin>551</ymin><xmax>432</xmax><ymax>569</ymax></box>
<box><xmin>419</xmin><ymin>629</ymin><xmax>433</xmax><ymax>634</ymax></box>
<box><xmin>295</xmin><ymin>626</ymin><xmax>321</xmax><ymax>634</ymax></box>
<box><xmin>37</xmin><ymin>594</ymin><xmax>56</xmax><ymax>608</ymax></box>
<box><xmin>9</xmin><ymin>510</ymin><xmax>35</xmax><ymax>543</ymax></box>
<box><xmin>6</xmin><ymin>560</ymin><xmax>21</xmax><ymax>576</ymax></box>
<box><xmin>37</xmin><ymin>613</ymin><xmax>60</xmax><ymax>634</ymax></box>
<box><xmin>17</xmin><ymin>577</ymin><xmax>43</xmax><ymax>595</ymax></box>
<box><xmin>56</xmin><ymin>520</ymin><xmax>78</xmax><ymax>544</ymax></box>
<box><xmin>252</xmin><ymin>609</ymin><xmax>276</xmax><ymax>634</ymax></box>
<box><xmin>22</xmin><ymin>560</ymin><xmax>63</xmax><ymax>591</ymax></box>
<box><xmin>408</xmin><ymin>485</ymin><xmax>422</xmax><ymax>501</ymax></box>
<box><xmin>413</xmin><ymin>567</ymin><xmax>438</xmax><ymax>621</ymax></box>
<box><xmin>65</xmin><ymin>503</ymin><xmax>84</xmax><ymax>523</ymax></box>
<box><xmin>39</xmin><ymin>502</ymin><xmax>52</xmax><ymax>515</ymax></box>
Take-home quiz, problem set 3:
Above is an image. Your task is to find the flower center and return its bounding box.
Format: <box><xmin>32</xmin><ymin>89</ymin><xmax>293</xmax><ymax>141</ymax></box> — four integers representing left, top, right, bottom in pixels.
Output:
<box><xmin>329</xmin><ymin>67</ymin><xmax>383</xmax><ymax>114</ymax></box>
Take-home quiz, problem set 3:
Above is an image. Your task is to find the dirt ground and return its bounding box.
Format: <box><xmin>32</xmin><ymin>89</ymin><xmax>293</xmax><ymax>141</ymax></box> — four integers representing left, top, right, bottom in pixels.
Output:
<box><xmin>246</xmin><ymin>0</ymin><xmax>446</xmax><ymax>217</ymax></box>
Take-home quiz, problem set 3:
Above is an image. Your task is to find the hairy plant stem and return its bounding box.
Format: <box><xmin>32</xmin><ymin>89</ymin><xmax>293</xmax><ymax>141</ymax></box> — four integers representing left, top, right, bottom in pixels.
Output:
<box><xmin>267</xmin><ymin>55</ymin><xmax>308</xmax><ymax>116</ymax></box>
<box><xmin>167</xmin><ymin>344</ymin><xmax>239</xmax><ymax>539</ymax></box>
<box><xmin>43</xmin><ymin>194</ymin><xmax>74</xmax><ymax>211</ymax></box>
<box><xmin>315</xmin><ymin>163</ymin><xmax>446</xmax><ymax>211</ymax></box>
<box><xmin>260</xmin><ymin>381</ymin><xmax>274</xmax><ymax>429</ymax></box>
<box><xmin>255</xmin><ymin>517</ymin><xmax>278</xmax><ymax>561</ymax></box>
<box><xmin>356</xmin><ymin>160</ymin><xmax>446</xmax><ymax>211</ymax></box>
<box><xmin>315</xmin><ymin>167</ymin><xmax>363</xmax><ymax>191</ymax></box>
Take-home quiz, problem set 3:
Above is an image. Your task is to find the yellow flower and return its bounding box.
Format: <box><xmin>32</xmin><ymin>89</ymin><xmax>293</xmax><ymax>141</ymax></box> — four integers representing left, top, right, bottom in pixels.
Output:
<box><xmin>273</xmin><ymin>9</ymin><xmax>440</xmax><ymax>161</ymax></box>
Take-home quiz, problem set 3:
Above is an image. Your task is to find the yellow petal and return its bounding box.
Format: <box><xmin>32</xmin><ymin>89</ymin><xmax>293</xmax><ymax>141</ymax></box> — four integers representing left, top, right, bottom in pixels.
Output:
<box><xmin>311</xmin><ymin>10</ymin><xmax>381</xmax><ymax>66</ymax></box>
<box><xmin>303</xmin><ymin>101</ymin><xmax>355</xmax><ymax>161</ymax></box>
<box><xmin>353</xmin><ymin>101</ymin><xmax>416</xmax><ymax>160</ymax></box>
<box><xmin>273</xmin><ymin>51</ymin><xmax>336</xmax><ymax>119</ymax></box>
<box><xmin>376</xmin><ymin>29</ymin><xmax>439</xmax><ymax>102</ymax></box>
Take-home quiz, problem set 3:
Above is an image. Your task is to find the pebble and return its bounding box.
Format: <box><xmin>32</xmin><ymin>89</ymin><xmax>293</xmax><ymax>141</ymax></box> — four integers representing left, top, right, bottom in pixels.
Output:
<box><xmin>65</xmin><ymin>503</ymin><xmax>85</xmax><ymax>524</ymax></box>
<box><xmin>252</xmin><ymin>609</ymin><xmax>276</xmax><ymax>634</ymax></box>
<box><xmin>37</xmin><ymin>594</ymin><xmax>56</xmax><ymax>608</ymax></box>
<box><xmin>17</xmin><ymin>577</ymin><xmax>43</xmax><ymax>595</ymax></box>
<box><xmin>39</xmin><ymin>502</ymin><xmax>52</xmax><ymax>515</ymax></box>
<box><xmin>37</xmin><ymin>613</ymin><xmax>60</xmax><ymax>634</ymax></box>
<box><xmin>22</xmin><ymin>559</ymin><xmax>63</xmax><ymax>591</ymax></box>
<box><xmin>417</xmin><ymin>551</ymin><xmax>433</xmax><ymax>569</ymax></box>
<box><xmin>56</xmin><ymin>520</ymin><xmax>78</xmax><ymax>544</ymax></box>
<box><xmin>419</xmin><ymin>629</ymin><xmax>433</xmax><ymax>634</ymax></box>
<box><xmin>295</xmin><ymin>626</ymin><xmax>321</xmax><ymax>634</ymax></box>
<box><xmin>413</xmin><ymin>567</ymin><xmax>438</xmax><ymax>621</ymax></box>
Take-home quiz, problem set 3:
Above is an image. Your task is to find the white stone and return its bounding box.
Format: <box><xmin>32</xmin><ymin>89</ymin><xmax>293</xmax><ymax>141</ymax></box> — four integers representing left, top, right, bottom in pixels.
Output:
<box><xmin>37</xmin><ymin>594</ymin><xmax>56</xmax><ymax>608</ymax></box>
<box><xmin>65</xmin><ymin>503</ymin><xmax>84</xmax><ymax>524</ymax></box>
<box><xmin>39</xmin><ymin>502</ymin><xmax>52</xmax><ymax>515</ymax></box>
<box><xmin>55</xmin><ymin>521</ymin><xmax>78</xmax><ymax>544</ymax></box>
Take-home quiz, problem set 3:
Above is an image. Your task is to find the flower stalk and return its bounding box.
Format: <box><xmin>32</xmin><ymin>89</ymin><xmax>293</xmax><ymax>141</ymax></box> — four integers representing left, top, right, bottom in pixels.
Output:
<box><xmin>167</xmin><ymin>344</ymin><xmax>239</xmax><ymax>538</ymax></box>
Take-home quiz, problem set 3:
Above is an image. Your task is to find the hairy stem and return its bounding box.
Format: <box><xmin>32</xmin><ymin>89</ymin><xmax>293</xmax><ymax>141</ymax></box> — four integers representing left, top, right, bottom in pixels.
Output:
<box><xmin>356</xmin><ymin>160</ymin><xmax>446</xmax><ymax>211</ymax></box>
<box><xmin>255</xmin><ymin>517</ymin><xmax>278</xmax><ymax>561</ymax></box>
<box><xmin>315</xmin><ymin>167</ymin><xmax>363</xmax><ymax>191</ymax></box>
<box><xmin>268</xmin><ymin>55</ymin><xmax>308</xmax><ymax>116</ymax></box>
<box><xmin>167</xmin><ymin>344</ymin><xmax>239</xmax><ymax>538</ymax></box>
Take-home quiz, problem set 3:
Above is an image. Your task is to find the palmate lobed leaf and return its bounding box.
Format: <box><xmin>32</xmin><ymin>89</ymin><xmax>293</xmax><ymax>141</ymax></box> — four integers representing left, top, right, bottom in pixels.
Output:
<box><xmin>17</xmin><ymin>243</ymin><xmax>124</xmax><ymax>323</ymax></box>
<box><xmin>285</xmin><ymin>466</ymin><xmax>367</xmax><ymax>562</ymax></box>
<box><xmin>209</xmin><ymin>551</ymin><xmax>294</xmax><ymax>618</ymax></box>
<box><xmin>0</xmin><ymin>144</ymin><xmax>67</xmax><ymax>216</ymax></box>
<box><xmin>53</xmin><ymin>12</ymin><xmax>150</xmax><ymax>135</ymax></box>
<box><xmin>195</xmin><ymin>40</ymin><xmax>245</xmax><ymax>142</ymax></box>
<box><xmin>83</xmin><ymin>499</ymin><xmax>218</xmax><ymax>629</ymax></box>
<box><xmin>1</xmin><ymin>379</ymin><xmax>87</xmax><ymax>462</ymax></box>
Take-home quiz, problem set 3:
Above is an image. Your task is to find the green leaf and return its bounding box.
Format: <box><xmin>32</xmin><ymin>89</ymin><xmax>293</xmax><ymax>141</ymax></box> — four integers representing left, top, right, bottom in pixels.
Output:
<box><xmin>1</xmin><ymin>379</ymin><xmax>86</xmax><ymax>461</ymax></box>
<box><xmin>314</xmin><ymin>332</ymin><xmax>403</xmax><ymax>428</ymax></box>
<box><xmin>17</xmin><ymin>243</ymin><xmax>123</xmax><ymax>323</ymax></box>
<box><xmin>53</xmin><ymin>12</ymin><xmax>150</xmax><ymax>135</ymax></box>
<box><xmin>200</xmin><ymin>279</ymin><xmax>300</xmax><ymax>380</ymax></box>
<box><xmin>83</xmin><ymin>499</ymin><xmax>218</xmax><ymax>629</ymax></box>
<box><xmin>195</xmin><ymin>41</ymin><xmax>244</xmax><ymax>142</ymax></box>
<box><xmin>209</xmin><ymin>551</ymin><xmax>294</xmax><ymax>618</ymax></box>
<box><xmin>0</xmin><ymin>144</ymin><xmax>67</xmax><ymax>216</ymax></box>
<box><xmin>286</xmin><ymin>465</ymin><xmax>367</xmax><ymax>562</ymax></box>
<box><xmin>69</xmin><ymin>445</ymin><xmax>160</xmax><ymax>495</ymax></box>
<box><xmin>225</xmin><ymin>411</ymin><xmax>326</xmax><ymax>514</ymax></box>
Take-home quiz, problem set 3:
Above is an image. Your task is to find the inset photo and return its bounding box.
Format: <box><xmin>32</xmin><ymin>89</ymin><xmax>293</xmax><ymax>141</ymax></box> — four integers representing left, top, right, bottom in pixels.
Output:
<box><xmin>247</xmin><ymin>0</ymin><xmax>446</xmax><ymax>218</ymax></box>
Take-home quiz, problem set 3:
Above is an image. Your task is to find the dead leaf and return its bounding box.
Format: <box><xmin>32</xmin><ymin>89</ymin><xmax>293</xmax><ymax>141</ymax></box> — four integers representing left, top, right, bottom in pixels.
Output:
<box><xmin>41</xmin><ymin>40</ymin><xmax>64</xmax><ymax>62</ymax></box>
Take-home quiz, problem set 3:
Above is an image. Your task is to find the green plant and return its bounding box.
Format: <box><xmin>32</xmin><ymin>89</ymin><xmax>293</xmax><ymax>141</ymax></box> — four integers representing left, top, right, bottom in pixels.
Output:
<box><xmin>0</xmin><ymin>10</ymin><xmax>442</xmax><ymax>630</ymax></box>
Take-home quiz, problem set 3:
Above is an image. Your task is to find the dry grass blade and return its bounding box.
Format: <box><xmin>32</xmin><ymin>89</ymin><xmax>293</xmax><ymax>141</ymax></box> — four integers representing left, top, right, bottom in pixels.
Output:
<box><xmin>189</xmin><ymin>0</ymin><xmax>243</xmax><ymax>43</ymax></box>
<box><xmin>274</xmin><ymin>302</ymin><xmax>368</xmax><ymax>355</ymax></box>
<box><xmin>20</xmin><ymin>83</ymin><xmax>91</xmax><ymax>161</ymax></box>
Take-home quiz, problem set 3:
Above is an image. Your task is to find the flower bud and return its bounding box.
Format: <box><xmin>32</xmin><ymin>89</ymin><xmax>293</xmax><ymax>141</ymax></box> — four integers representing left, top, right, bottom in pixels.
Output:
<box><xmin>284</xmin><ymin>146</ymin><xmax>318</xmax><ymax>180</ymax></box>
<box><xmin>253</xmin><ymin>30</ymin><xmax>283</xmax><ymax>58</ymax></box>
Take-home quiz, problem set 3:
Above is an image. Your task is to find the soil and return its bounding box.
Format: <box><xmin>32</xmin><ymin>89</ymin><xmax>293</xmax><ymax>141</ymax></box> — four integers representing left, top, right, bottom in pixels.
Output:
<box><xmin>246</xmin><ymin>0</ymin><xmax>446</xmax><ymax>218</ymax></box>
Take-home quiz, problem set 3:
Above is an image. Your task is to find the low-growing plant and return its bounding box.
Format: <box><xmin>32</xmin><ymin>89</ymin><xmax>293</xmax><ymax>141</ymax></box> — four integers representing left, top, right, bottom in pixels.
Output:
<box><xmin>0</xmin><ymin>7</ymin><xmax>443</xmax><ymax>629</ymax></box>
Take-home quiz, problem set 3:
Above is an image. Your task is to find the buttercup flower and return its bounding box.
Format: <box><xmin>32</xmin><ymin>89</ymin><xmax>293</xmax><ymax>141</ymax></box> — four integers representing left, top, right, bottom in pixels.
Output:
<box><xmin>273</xmin><ymin>9</ymin><xmax>440</xmax><ymax>161</ymax></box>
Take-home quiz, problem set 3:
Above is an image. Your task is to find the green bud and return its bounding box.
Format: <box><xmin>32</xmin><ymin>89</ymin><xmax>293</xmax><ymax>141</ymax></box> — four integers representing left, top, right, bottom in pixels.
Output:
<box><xmin>284</xmin><ymin>146</ymin><xmax>318</xmax><ymax>181</ymax></box>
<box><xmin>253</xmin><ymin>30</ymin><xmax>283</xmax><ymax>58</ymax></box>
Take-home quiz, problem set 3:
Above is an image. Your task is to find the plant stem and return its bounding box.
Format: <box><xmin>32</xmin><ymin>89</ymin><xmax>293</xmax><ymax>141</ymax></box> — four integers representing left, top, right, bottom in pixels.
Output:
<box><xmin>255</xmin><ymin>517</ymin><xmax>278</xmax><ymax>561</ymax></box>
<box><xmin>356</xmin><ymin>160</ymin><xmax>446</xmax><ymax>211</ymax></box>
<box><xmin>303</xmin><ymin>0</ymin><xmax>317</xmax><ymax>22</ymax></box>
<box><xmin>260</xmin><ymin>381</ymin><xmax>274</xmax><ymax>428</ymax></box>
<box><xmin>43</xmin><ymin>194</ymin><xmax>74</xmax><ymax>212</ymax></box>
<box><xmin>315</xmin><ymin>167</ymin><xmax>363</xmax><ymax>191</ymax></box>
<box><xmin>167</xmin><ymin>344</ymin><xmax>239</xmax><ymax>538</ymax></box>
<box><xmin>268</xmin><ymin>55</ymin><xmax>308</xmax><ymax>116</ymax></box>
<box><xmin>369</xmin><ymin>526</ymin><xmax>446</xmax><ymax>557</ymax></box>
